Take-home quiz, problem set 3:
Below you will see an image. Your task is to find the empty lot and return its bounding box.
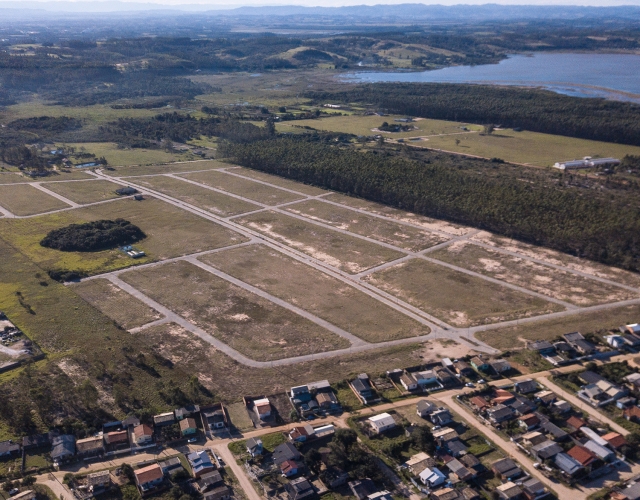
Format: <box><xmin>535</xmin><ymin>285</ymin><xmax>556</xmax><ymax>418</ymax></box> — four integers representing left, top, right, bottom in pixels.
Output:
<box><xmin>0</xmin><ymin>184</ymin><xmax>71</xmax><ymax>215</ymax></box>
<box><xmin>43</xmin><ymin>179</ymin><xmax>123</xmax><ymax>204</ymax></box>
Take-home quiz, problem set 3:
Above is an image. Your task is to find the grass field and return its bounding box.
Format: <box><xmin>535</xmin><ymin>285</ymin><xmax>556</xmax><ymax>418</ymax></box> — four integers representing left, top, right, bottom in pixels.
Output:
<box><xmin>476</xmin><ymin>303</ymin><xmax>640</xmax><ymax>350</ymax></box>
<box><xmin>4</xmin><ymin>101</ymin><xmax>166</xmax><ymax>122</ymax></box>
<box><xmin>226</xmin><ymin>402</ymin><xmax>255</xmax><ymax>433</ymax></box>
<box><xmin>42</xmin><ymin>179</ymin><xmax>124</xmax><ymax>204</ymax></box>
<box><xmin>132</xmin><ymin>175</ymin><xmax>260</xmax><ymax>216</ymax></box>
<box><xmin>62</xmin><ymin>142</ymin><xmax>191</xmax><ymax>166</ymax></box>
<box><xmin>180</xmin><ymin>169</ymin><xmax>306</xmax><ymax>205</ymax></box>
<box><xmin>200</xmin><ymin>244</ymin><xmax>431</xmax><ymax>342</ymax></box>
<box><xmin>104</xmin><ymin>160</ymin><xmax>227</xmax><ymax>177</ymax></box>
<box><xmin>471</xmin><ymin>231</ymin><xmax>640</xmax><ymax>289</ymax></box>
<box><xmin>429</xmin><ymin>241</ymin><xmax>636</xmax><ymax>306</ymax></box>
<box><xmin>0</xmin><ymin>197</ymin><xmax>246</xmax><ymax>276</ymax></box>
<box><xmin>236</xmin><ymin>211</ymin><xmax>404</xmax><ymax>274</ymax></box>
<box><xmin>120</xmin><ymin>260</ymin><xmax>351</xmax><ymax>361</ymax></box>
<box><xmin>72</xmin><ymin>278</ymin><xmax>163</xmax><ymax>330</ymax></box>
<box><xmin>0</xmin><ymin>170</ymin><xmax>94</xmax><ymax>184</ymax></box>
<box><xmin>285</xmin><ymin>199</ymin><xmax>448</xmax><ymax>251</ymax></box>
<box><xmin>0</xmin><ymin>184</ymin><xmax>71</xmax><ymax>215</ymax></box>
<box><xmin>325</xmin><ymin>193</ymin><xmax>468</xmax><ymax>236</ymax></box>
<box><xmin>229</xmin><ymin>167</ymin><xmax>327</xmax><ymax>196</ymax></box>
<box><xmin>364</xmin><ymin>258</ymin><xmax>564</xmax><ymax>327</ymax></box>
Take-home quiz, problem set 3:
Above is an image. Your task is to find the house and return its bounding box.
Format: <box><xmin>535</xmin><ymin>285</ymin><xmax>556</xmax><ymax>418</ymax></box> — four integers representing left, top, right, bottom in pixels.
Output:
<box><xmin>453</xmin><ymin>360</ymin><xmax>474</xmax><ymax>377</ymax></box>
<box><xmin>623</xmin><ymin>334</ymin><xmax>640</xmax><ymax>347</ymax></box>
<box><xmin>417</xmin><ymin>399</ymin><xmax>437</xmax><ymax>418</ymax></box>
<box><xmin>106</xmin><ymin>430</ymin><xmax>129</xmax><ymax>446</ymax></box>
<box><xmin>418</xmin><ymin>466</ymin><xmax>446</xmax><ymax>487</ymax></box>
<box><xmin>625</xmin><ymin>372</ymin><xmax>640</xmax><ymax>388</ymax></box>
<box><xmin>254</xmin><ymin>398</ymin><xmax>272</xmax><ymax>420</ymax></box>
<box><xmin>447</xmin><ymin>439</ymin><xmax>469</xmax><ymax>457</ymax></box>
<box><xmin>564</xmin><ymin>332</ymin><xmax>596</xmax><ymax>355</ymax></box>
<box><xmin>414</xmin><ymin>370</ymin><xmax>438</xmax><ymax>386</ymax></box>
<box><xmin>323</xmin><ymin>467</ymin><xmax>349</xmax><ymax>488</ymax></box>
<box><xmin>617</xmin><ymin>483</ymin><xmax>640</xmax><ymax>500</ymax></box>
<box><xmin>431</xmin><ymin>408</ymin><xmax>453</xmax><ymax>426</ymax></box>
<box><xmin>496</xmin><ymin>482</ymin><xmax>523</xmax><ymax>500</ymax></box>
<box><xmin>431</xmin><ymin>488</ymin><xmax>461</xmax><ymax>500</ymax></box>
<box><xmin>446</xmin><ymin>458</ymin><xmax>475</xmax><ymax>481</ymax></box>
<box><xmin>289</xmin><ymin>425</ymin><xmax>314</xmax><ymax>443</ymax></box>
<box><xmin>553</xmin><ymin>342</ymin><xmax>577</xmax><ymax>358</ymax></box>
<box><xmin>22</xmin><ymin>433</ymin><xmax>52</xmax><ymax>450</ymax></box>
<box><xmin>470</xmin><ymin>356</ymin><xmax>489</xmax><ymax>372</ymax></box>
<box><xmin>368</xmin><ymin>413</ymin><xmax>396</xmax><ymax>434</ymax></box>
<box><xmin>195</xmin><ymin>471</ymin><xmax>223</xmax><ymax>493</ymax></box>
<box><xmin>281</xmin><ymin>459</ymin><xmax>302</xmax><ymax>477</ymax></box>
<box><xmin>75</xmin><ymin>436</ymin><xmax>105</xmax><ymax>458</ymax></box>
<box><xmin>623</xmin><ymin>324</ymin><xmax>640</xmax><ymax>335</ymax></box>
<box><xmin>135</xmin><ymin>464</ymin><xmax>164</xmax><ymax>493</ymax></box>
<box><xmin>530</xmin><ymin>441</ymin><xmax>562</xmax><ymax>461</ymax></box>
<box><xmin>246</xmin><ymin>438</ymin><xmax>263</xmax><ymax>457</ymax></box>
<box><xmin>603</xmin><ymin>432</ymin><xmax>627</xmax><ymax>450</ymax></box>
<box><xmin>566</xmin><ymin>415</ymin><xmax>586</xmax><ymax>433</ymax></box>
<box><xmin>285</xmin><ymin>477</ymin><xmax>315</xmax><ymax>500</ymax></box>
<box><xmin>606</xmin><ymin>335</ymin><xmax>627</xmax><ymax>349</ymax></box>
<box><xmin>0</xmin><ymin>441</ymin><xmax>20</xmax><ymax>457</ymax></box>
<box><xmin>617</xmin><ymin>396</ymin><xmax>636</xmax><ymax>409</ymax></box>
<box><xmin>492</xmin><ymin>389</ymin><xmax>516</xmax><ymax>406</ymax></box>
<box><xmin>201</xmin><ymin>404</ymin><xmax>227</xmax><ymax>432</ymax></box>
<box><xmin>159</xmin><ymin>457</ymin><xmax>182</xmax><ymax>476</ymax></box>
<box><xmin>567</xmin><ymin>445</ymin><xmax>597</xmax><ymax>468</ymax></box>
<box><xmin>461</xmin><ymin>488</ymin><xmax>481</xmax><ymax>500</ymax></box>
<box><xmin>348</xmin><ymin>479</ymin><xmax>377</xmax><ymax>500</ymax></box>
<box><xmin>492</xmin><ymin>458</ymin><xmax>523</xmax><ymax>481</ymax></box>
<box><xmin>316</xmin><ymin>391</ymin><xmax>339</xmax><ymax>409</ymax></box>
<box><xmin>581</xmin><ymin>426</ymin><xmax>611</xmax><ymax>448</ymax></box>
<box><xmin>187</xmin><ymin>450</ymin><xmax>215</xmax><ymax>478</ymax></box>
<box><xmin>514</xmin><ymin>379</ymin><xmax>538</xmax><ymax>394</ymax></box>
<box><xmin>625</xmin><ymin>406</ymin><xmax>640</xmax><ymax>422</ymax></box>
<box><xmin>291</xmin><ymin>385</ymin><xmax>312</xmax><ymax>403</ymax></box>
<box><xmin>204</xmin><ymin>485</ymin><xmax>232</xmax><ymax>500</ymax></box>
<box><xmin>489</xmin><ymin>360</ymin><xmax>512</xmax><ymax>374</ymax></box>
<box><xmin>554</xmin><ymin>452</ymin><xmax>583</xmax><ymax>476</ymax></box>
<box><xmin>584</xmin><ymin>440</ymin><xmax>615</xmax><ymax>462</ymax></box>
<box><xmin>273</xmin><ymin>442</ymin><xmax>302</xmax><ymax>465</ymax></box>
<box><xmin>400</xmin><ymin>372</ymin><xmax>418</xmax><ymax>391</ymax></box>
<box><xmin>460</xmin><ymin>454</ymin><xmax>482</xmax><ymax>472</ymax></box>
<box><xmin>522</xmin><ymin>431</ymin><xmax>546</xmax><ymax>447</ymax></box>
<box><xmin>539</xmin><ymin>418</ymin><xmax>569</xmax><ymax>440</ymax></box>
<box><xmin>352</xmin><ymin>374</ymin><xmax>375</xmax><ymax>401</ymax></box>
<box><xmin>579</xmin><ymin>371</ymin><xmax>605</xmax><ymax>385</ymax></box>
<box><xmin>133</xmin><ymin>424</ymin><xmax>154</xmax><ymax>445</ymax></box>
<box><xmin>86</xmin><ymin>470</ymin><xmax>111</xmax><ymax>492</ymax></box>
<box><xmin>314</xmin><ymin>424</ymin><xmax>334</xmax><ymax>438</ymax></box>
<box><xmin>122</xmin><ymin>416</ymin><xmax>141</xmax><ymax>428</ymax></box>
<box><xmin>406</xmin><ymin>452</ymin><xmax>435</xmax><ymax>475</ymax></box>
<box><xmin>469</xmin><ymin>396</ymin><xmax>489</xmax><ymax>412</ymax></box>
<box><xmin>434</xmin><ymin>366</ymin><xmax>457</xmax><ymax>386</ymax></box>
<box><xmin>552</xmin><ymin>400</ymin><xmax>571</xmax><ymax>413</ymax></box>
<box><xmin>180</xmin><ymin>417</ymin><xmax>197</xmax><ymax>436</ymax></box>
<box><xmin>175</xmin><ymin>405</ymin><xmax>200</xmax><ymax>421</ymax></box>
<box><xmin>518</xmin><ymin>413</ymin><xmax>540</xmax><ymax>431</ymax></box>
<box><xmin>368</xmin><ymin>492</ymin><xmax>393</xmax><ymax>500</ymax></box>
<box><xmin>521</xmin><ymin>478</ymin><xmax>546</xmax><ymax>500</ymax></box>
<box><xmin>487</xmin><ymin>404</ymin><xmax>515</xmax><ymax>424</ymax></box>
<box><xmin>153</xmin><ymin>412</ymin><xmax>175</xmax><ymax>426</ymax></box>
<box><xmin>578</xmin><ymin>384</ymin><xmax>608</xmax><ymax>406</ymax></box>
<box><xmin>51</xmin><ymin>435</ymin><xmax>75</xmax><ymax>462</ymax></box>
<box><xmin>528</xmin><ymin>340</ymin><xmax>555</xmax><ymax>355</ymax></box>
<box><xmin>509</xmin><ymin>396</ymin><xmax>537</xmax><ymax>416</ymax></box>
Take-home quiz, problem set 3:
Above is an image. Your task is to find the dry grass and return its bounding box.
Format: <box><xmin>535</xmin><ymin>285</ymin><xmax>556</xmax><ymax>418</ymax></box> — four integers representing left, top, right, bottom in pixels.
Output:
<box><xmin>0</xmin><ymin>197</ymin><xmax>247</xmax><ymax>276</ymax></box>
<box><xmin>63</xmin><ymin>142</ymin><xmax>190</xmax><ymax>166</ymax></box>
<box><xmin>285</xmin><ymin>199</ymin><xmax>448</xmax><ymax>251</ymax></box>
<box><xmin>429</xmin><ymin>241</ymin><xmax>636</xmax><ymax>306</ymax></box>
<box><xmin>42</xmin><ymin>179</ymin><xmax>124</xmax><ymax>204</ymax></box>
<box><xmin>180</xmin><ymin>169</ymin><xmax>306</xmax><ymax>205</ymax></box>
<box><xmin>475</xmin><ymin>303</ymin><xmax>640</xmax><ymax>350</ymax></box>
<box><xmin>200</xmin><ymin>244</ymin><xmax>430</xmax><ymax>342</ymax></box>
<box><xmin>132</xmin><ymin>175</ymin><xmax>260</xmax><ymax>216</ymax></box>
<box><xmin>120</xmin><ymin>260</ymin><xmax>351</xmax><ymax>361</ymax></box>
<box><xmin>0</xmin><ymin>184</ymin><xmax>71</xmax><ymax>215</ymax></box>
<box><xmin>102</xmin><ymin>160</ymin><xmax>226</xmax><ymax>177</ymax></box>
<box><xmin>325</xmin><ymin>193</ymin><xmax>469</xmax><ymax>236</ymax></box>
<box><xmin>226</xmin><ymin>402</ymin><xmax>255</xmax><ymax>432</ymax></box>
<box><xmin>0</xmin><ymin>170</ymin><xmax>93</xmax><ymax>184</ymax></box>
<box><xmin>72</xmin><ymin>278</ymin><xmax>162</xmax><ymax>330</ymax></box>
<box><xmin>364</xmin><ymin>258</ymin><xmax>564</xmax><ymax>327</ymax></box>
<box><xmin>236</xmin><ymin>211</ymin><xmax>404</xmax><ymax>274</ymax></box>
<box><xmin>227</xmin><ymin>167</ymin><xmax>328</xmax><ymax>196</ymax></box>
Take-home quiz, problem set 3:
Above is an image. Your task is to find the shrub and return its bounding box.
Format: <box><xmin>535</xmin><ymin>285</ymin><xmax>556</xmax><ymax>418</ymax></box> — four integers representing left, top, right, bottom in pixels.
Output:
<box><xmin>40</xmin><ymin>219</ymin><xmax>145</xmax><ymax>252</ymax></box>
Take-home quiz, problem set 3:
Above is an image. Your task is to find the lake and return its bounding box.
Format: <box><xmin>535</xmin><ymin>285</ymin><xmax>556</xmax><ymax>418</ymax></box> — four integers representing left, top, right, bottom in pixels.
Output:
<box><xmin>341</xmin><ymin>53</ymin><xmax>640</xmax><ymax>103</ymax></box>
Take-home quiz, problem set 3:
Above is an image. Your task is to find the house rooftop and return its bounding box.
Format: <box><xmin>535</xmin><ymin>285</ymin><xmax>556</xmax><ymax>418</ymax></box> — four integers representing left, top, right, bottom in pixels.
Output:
<box><xmin>135</xmin><ymin>464</ymin><xmax>163</xmax><ymax>484</ymax></box>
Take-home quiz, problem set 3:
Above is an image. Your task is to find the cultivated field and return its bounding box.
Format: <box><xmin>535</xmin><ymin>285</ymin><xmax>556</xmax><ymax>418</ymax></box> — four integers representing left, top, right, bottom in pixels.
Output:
<box><xmin>42</xmin><ymin>179</ymin><xmax>123</xmax><ymax>204</ymax></box>
<box><xmin>0</xmin><ymin>184</ymin><xmax>71</xmax><ymax>215</ymax></box>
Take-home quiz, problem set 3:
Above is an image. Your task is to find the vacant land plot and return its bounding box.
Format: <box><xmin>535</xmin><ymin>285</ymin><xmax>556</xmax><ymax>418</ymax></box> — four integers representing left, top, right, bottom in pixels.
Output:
<box><xmin>180</xmin><ymin>169</ymin><xmax>305</xmax><ymax>205</ymax></box>
<box><xmin>132</xmin><ymin>175</ymin><xmax>259</xmax><ymax>216</ymax></box>
<box><xmin>285</xmin><ymin>199</ymin><xmax>448</xmax><ymax>251</ymax></box>
<box><xmin>0</xmin><ymin>170</ymin><xmax>94</xmax><ymax>184</ymax></box>
<box><xmin>471</xmin><ymin>231</ymin><xmax>640</xmax><ymax>289</ymax></box>
<box><xmin>0</xmin><ymin>184</ymin><xmax>71</xmax><ymax>215</ymax></box>
<box><xmin>325</xmin><ymin>193</ymin><xmax>468</xmax><ymax>236</ymax></box>
<box><xmin>236</xmin><ymin>211</ymin><xmax>404</xmax><ymax>274</ymax></box>
<box><xmin>226</xmin><ymin>167</ymin><xmax>328</xmax><ymax>196</ymax></box>
<box><xmin>0</xmin><ymin>197</ymin><xmax>246</xmax><ymax>276</ymax></box>
<box><xmin>63</xmin><ymin>142</ymin><xmax>190</xmax><ymax>166</ymax></box>
<box><xmin>476</xmin><ymin>303</ymin><xmax>640</xmax><ymax>350</ymax></box>
<box><xmin>42</xmin><ymin>179</ymin><xmax>124</xmax><ymax>204</ymax></box>
<box><xmin>226</xmin><ymin>402</ymin><xmax>255</xmax><ymax>433</ymax></box>
<box><xmin>72</xmin><ymin>278</ymin><xmax>162</xmax><ymax>330</ymax></box>
<box><xmin>364</xmin><ymin>259</ymin><xmax>563</xmax><ymax>327</ymax></box>
<box><xmin>104</xmin><ymin>160</ymin><xmax>227</xmax><ymax>177</ymax></box>
<box><xmin>201</xmin><ymin>244</ymin><xmax>430</xmax><ymax>342</ymax></box>
<box><xmin>430</xmin><ymin>241</ymin><xmax>636</xmax><ymax>306</ymax></box>
<box><xmin>120</xmin><ymin>260</ymin><xmax>351</xmax><ymax>361</ymax></box>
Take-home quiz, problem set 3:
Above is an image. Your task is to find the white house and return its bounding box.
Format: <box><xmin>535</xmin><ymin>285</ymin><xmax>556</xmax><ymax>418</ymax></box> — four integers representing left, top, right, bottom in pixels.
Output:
<box><xmin>418</xmin><ymin>467</ymin><xmax>446</xmax><ymax>487</ymax></box>
<box><xmin>605</xmin><ymin>335</ymin><xmax>627</xmax><ymax>349</ymax></box>
<box><xmin>415</xmin><ymin>370</ymin><xmax>438</xmax><ymax>386</ymax></box>
<box><xmin>133</xmin><ymin>424</ymin><xmax>154</xmax><ymax>445</ymax></box>
<box><xmin>368</xmin><ymin>413</ymin><xmax>396</xmax><ymax>434</ymax></box>
<box><xmin>254</xmin><ymin>398</ymin><xmax>271</xmax><ymax>420</ymax></box>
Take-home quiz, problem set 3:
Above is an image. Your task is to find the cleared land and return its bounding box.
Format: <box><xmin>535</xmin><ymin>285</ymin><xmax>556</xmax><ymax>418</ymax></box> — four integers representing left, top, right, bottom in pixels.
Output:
<box><xmin>200</xmin><ymin>244</ymin><xmax>430</xmax><ymax>342</ymax></box>
<box><xmin>476</xmin><ymin>303</ymin><xmax>640</xmax><ymax>350</ymax></box>
<box><xmin>132</xmin><ymin>175</ymin><xmax>260</xmax><ymax>216</ymax></box>
<box><xmin>325</xmin><ymin>192</ymin><xmax>468</xmax><ymax>236</ymax></box>
<box><xmin>180</xmin><ymin>169</ymin><xmax>306</xmax><ymax>205</ymax></box>
<box><xmin>63</xmin><ymin>142</ymin><xmax>191</xmax><ymax>166</ymax></box>
<box><xmin>285</xmin><ymin>199</ymin><xmax>448</xmax><ymax>251</ymax></box>
<box><xmin>0</xmin><ymin>197</ymin><xmax>246</xmax><ymax>275</ymax></box>
<box><xmin>103</xmin><ymin>160</ymin><xmax>227</xmax><ymax>178</ymax></box>
<box><xmin>0</xmin><ymin>170</ymin><xmax>94</xmax><ymax>184</ymax></box>
<box><xmin>120</xmin><ymin>260</ymin><xmax>351</xmax><ymax>361</ymax></box>
<box><xmin>236</xmin><ymin>210</ymin><xmax>404</xmax><ymax>274</ymax></box>
<box><xmin>471</xmin><ymin>231</ymin><xmax>640</xmax><ymax>289</ymax></box>
<box><xmin>364</xmin><ymin>258</ymin><xmax>564</xmax><ymax>327</ymax></box>
<box><xmin>0</xmin><ymin>184</ymin><xmax>71</xmax><ymax>215</ymax></box>
<box><xmin>227</xmin><ymin>167</ymin><xmax>328</xmax><ymax>196</ymax></box>
<box><xmin>430</xmin><ymin>241</ymin><xmax>636</xmax><ymax>306</ymax></box>
<box><xmin>42</xmin><ymin>179</ymin><xmax>123</xmax><ymax>204</ymax></box>
<box><xmin>72</xmin><ymin>278</ymin><xmax>162</xmax><ymax>330</ymax></box>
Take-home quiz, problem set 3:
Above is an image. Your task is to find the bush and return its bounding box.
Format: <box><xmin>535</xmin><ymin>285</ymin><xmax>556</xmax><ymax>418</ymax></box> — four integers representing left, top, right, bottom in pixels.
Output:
<box><xmin>40</xmin><ymin>219</ymin><xmax>146</xmax><ymax>252</ymax></box>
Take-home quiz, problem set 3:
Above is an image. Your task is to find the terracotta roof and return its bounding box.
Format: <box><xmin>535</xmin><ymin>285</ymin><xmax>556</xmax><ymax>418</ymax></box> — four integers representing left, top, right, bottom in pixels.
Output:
<box><xmin>519</xmin><ymin>414</ymin><xmax>539</xmax><ymax>426</ymax></box>
<box><xmin>180</xmin><ymin>418</ymin><xmax>197</xmax><ymax>431</ymax></box>
<box><xmin>135</xmin><ymin>464</ymin><xmax>163</xmax><ymax>485</ymax></box>
<box><xmin>134</xmin><ymin>424</ymin><xmax>153</xmax><ymax>438</ymax></box>
<box><xmin>106</xmin><ymin>430</ymin><xmax>128</xmax><ymax>444</ymax></box>
<box><xmin>566</xmin><ymin>415</ymin><xmax>586</xmax><ymax>430</ymax></box>
<box><xmin>625</xmin><ymin>406</ymin><xmax>640</xmax><ymax>419</ymax></box>
<box><xmin>470</xmin><ymin>396</ymin><xmax>489</xmax><ymax>408</ymax></box>
<box><xmin>603</xmin><ymin>432</ymin><xmax>627</xmax><ymax>449</ymax></box>
<box><xmin>567</xmin><ymin>445</ymin><xmax>596</xmax><ymax>466</ymax></box>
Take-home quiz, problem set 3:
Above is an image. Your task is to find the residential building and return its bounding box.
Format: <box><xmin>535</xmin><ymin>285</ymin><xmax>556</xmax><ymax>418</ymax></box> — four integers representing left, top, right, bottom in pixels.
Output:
<box><xmin>510</xmin><ymin>396</ymin><xmax>537</xmax><ymax>416</ymax></box>
<box><xmin>416</xmin><ymin>399</ymin><xmax>437</xmax><ymax>418</ymax></box>
<box><xmin>9</xmin><ymin>492</ymin><xmax>36</xmax><ymax>500</ymax></box>
<box><xmin>583</xmin><ymin>440</ymin><xmax>615</xmax><ymax>462</ymax></box>
<box><xmin>285</xmin><ymin>477</ymin><xmax>315</xmax><ymax>500</ymax></box>
<box><xmin>352</xmin><ymin>374</ymin><xmax>374</xmax><ymax>401</ymax></box>
<box><xmin>470</xmin><ymin>356</ymin><xmax>489</xmax><ymax>372</ymax></box>
<box><xmin>368</xmin><ymin>413</ymin><xmax>396</xmax><ymax>434</ymax></box>
<box><xmin>492</xmin><ymin>458</ymin><xmax>523</xmax><ymax>481</ymax></box>
<box><xmin>122</xmin><ymin>416</ymin><xmax>140</xmax><ymax>428</ymax></box>
<box><xmin>487</xmin><ymin>404</ymin><xmax>515</xmax><ymax>424</ymax></box>
<box><xmin>522</xmin><ymin>431</ymin><xmax>546</xmax><ymax>447</ymax></box>
<box><xmin>564</xmin><ymin>332</ymin><xmax>596</xmax><ymax>355</ymax></box>
<box><xmin>603</xmin><ymin>432</ymin><xmax>627</xmax><ymax>450</ymax></box>
<box><xmin>625</xmin><ymin>406</ymin><xmax>640</xmax><ymax>422</ymax></box>
<box><xmin>552</xmin><ymin>400</ymin><xmax>571</xmax><ymax>413</ymax></box>
<box><xmin>368</xmin><ymin>492</ymin><xmax>393</xmax><ymax>500</ymax></box>
<box><xmin>418</xmin><ymin>466</ymin><xmax>446</xmax><ymax>487</ymax></box>
<box><xmin>514</xmin><ymin>379</ymin><xmax>538</xmax><ymax>394</ymax></box>
<box><xmin>174</xmin><ymin>405</ymin><xmax>200</xmax><ymax>421</ymax></box>
<box><xmin>273</xmin><ymin>442</ymin><xmax>302</xmax><ymax>465</ymax></box>
<box><xmin>316</xmin><ymin>391</ymin><xmax>339</xmax><ymax>409</ymax></box>
<box><xmin>431</xmin><ymin>489</ymin><xmax>461</xmax><ymax>500</ymax></box>
<box><xmin>135</xmin><ymin>464</ymin><xmax>164</xmax><ymax>493</ymax></box>
<box><xmin>254</xmin><ymin>398</ymin><xmax>272</xmax><ymax>420</ymax></box>
<box><xmin>86</xmin><ymin>471</ymin><xmax>111</xmax><ymax>492</ymax></box>
<box><xmin>246</xmin><ymin>437</ymin><xmax>263</xmax><ymax>457</ymax></box>
<box><xmin>617</xmin><ymin>396</ymin><xmax>636</xmax><ymax>409</ymax></box>
<box><xmin>528</xmin><ymin>340</ymin><xmax>555</xmax><ymax>355</ymax></box>
<box><xmin>281</xmin><ymin>459</ymin><xmax>302</xmax><ymax>477</ymax></box>
<box><xmin>492</xmin><ymin>389</ymin><xmax>516</xmax><ymax>406</ymax></box>
<box><xmin>348</xmin><ymin>479</ymin><xmax>377</xmax><ymax>500</ymax></box>
<box><xmin>291</xmin><ymin>385</ymin><xmax>312</xmax><ymax>403</ymax></box>
<box><xmin>566</xmin><ymin>415</ymin><xmax>586</xmax><ymax>433</ymax></box>
<box><xmin>606</xmin><ymin>335</ymin><xmax>627</xmax><ymax>349</ymax></box>
<box><xmin>446</xmin><ymin>439</ymin><xmax>469</xmax><ymax>457</ymax></box>
<box><xmin>153</xmin><ymin>412</ymin><xmax>175</xmax><ymax>427</ymax></box>
<box><xmin>180</xmin><ymin>417</ymin><xmax>197</xmax><ymax>436</ymax></box>
<box><xmin>51</xmin><ymin>435</ymin><xmax>75</xmax><ymax>462</ymax></box>
<box><xmin>0</xmin><ymin>441</ymin><xmax>20</xmax><ymax>457</ymax></box>
<box><xmin>133</xmin><ymin>424</ymin><xmax>154</xmax><ymax>445</ymax></box>
<box><xmin>518</xmin><ymin>413</ymin><xmax>540</xmax><ymax>431</ymax></box>
<box><xmin>201</xmin><ymin>404</ymin><xmax>227</xmax><ymax>433</ymax></box>
<box><xmin>530</xmin><ymin>441</ymin><xmax>562</xmax><ymax>461</ymax></box>
<box><xmin>446</xmin><ymin>458</ymin><xmax>475</xmax><ymax>481</ymax></box>
<box><xmin>434</xmin><ymin>366</ymin><xmax>457</xmax><ymax>386</ymax></box>
<box><xmin>204</xmin><ymin>485</ymin><xmax>231</xmax><ymax>500</ymax></box>
<box><xmin>105</xmin><ymin>430</ymin><xmax>129</xmax><ymax>446</ymax></box>
<box><xmin>496</xmin><ymin>482</ymin><xmax>522</xmax><ymax>500</ymax></box>
<box><xmin>289</xmin><ymin>425</ymin><xmax>314</xmax><ymax>443</ymax></box>
<box><xmin>539</xmin><ymin>419</ymin><xmax>569</xmax><ymax>441</ymax></box>
<box><xmin>489</xmin><ymin>360</ymin><xmax>512</xmax><ymax>374</ymax></box>
<box><xmin>400</xmin><ymin>372</ymin><xmax>418</xmax><ymax>391</ymax></box>
<box><xmin>521</xmin><ymin>478</ymin><xmax>546</xmax><ymax>500</ymax></box>
<box><xmin>431</xmin><ymin>408</ymin><xmax>453</xmax><ymax>426</ymax></box>
<box><xmin>323</xmin><ymin>467</ymin><xmax>349</xmax><ymax>488</ymax></box>
<box><xmin>414</xmin><ymin>370</ymin><xmax>438</xmax><ymax>386</ymax></box>
<box><xmin>75</xmin><ymin>436</ymin><xmax>105</xmax><ymax>458</ymax></box>
<box><xmin>195</xmin><ymin>471</ymin><xmax>223</xmax><ymax>493</ymax></box>
<box><xmin>453</xmin><ymin>360</ymin><xmax>474</xmax><ymax>376</ymax></box>
<box><xmin>469</xmin><ymin>396</ymin><xmax>489</xmax><ymax>412</ymax></box>
<box><xmin>187</xmin><ymin>450</ymin><xmax>215</xmax><ymax>478</ymax></box>
<box><xmin>567</xmin><ymin>445</ymin><xmax>597</xmax><ymax>468</ymax></box>
<box><xmin>581</xmin><ymin>426</ymin><xmax>610</xmax><ymax>448</ymax></box>
<box><xmin>406</xmin><ymin>452</ymin><xmax>435</xmax><ymax>475</ymax></box>
<box><xmin>159</xmin><ymin>457</ymin><xmax>182</xmax><ymax>476</ymax></box>
<box><xmin>554</xmin><ymin>453</ymin><xmax>583</xmax><ymax>476</ymax></box>
<box><xmin>617</xmin><ymin>483</ymin><xmax>640</xmax><ymax>500</ymax></box>
<box><xmin>579</xmin><ymin>371</ymin><xmax>605</xmax><ymax>385</ymax></box>
<box><xmin>460</xmin><ymin>454</ymin><xmax>482</xmax><ymax>472</ymax></box>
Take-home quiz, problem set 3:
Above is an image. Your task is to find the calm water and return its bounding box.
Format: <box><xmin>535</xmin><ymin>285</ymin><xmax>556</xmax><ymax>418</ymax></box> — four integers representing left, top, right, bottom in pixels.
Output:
<box><xmin>341</xmin><ymin>53</ymin><xmax>640</xmax><ymax>103</ymax></box>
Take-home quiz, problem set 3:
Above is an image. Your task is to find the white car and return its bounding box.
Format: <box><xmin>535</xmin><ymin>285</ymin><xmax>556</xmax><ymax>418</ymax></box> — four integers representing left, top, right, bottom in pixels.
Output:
<box><xmin>465</xmin><ymin>382</ymin><xmax>475</xmax><ymax>388</ymax></box>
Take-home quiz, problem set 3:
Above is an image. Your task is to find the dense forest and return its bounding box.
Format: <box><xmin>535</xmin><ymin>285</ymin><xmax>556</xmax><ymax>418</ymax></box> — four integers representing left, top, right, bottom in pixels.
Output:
<box><xmin>222</xmin><ymin>136</ymin><xmax>640</xmax><ymax>272</ymax></box>
<box><xmin>308</xmin><ymin>84</ymin><xmax>640</xmax><ymax>147</ymax></box>
<box><xmin>40</xmin><ymin>219</ymin><xmax>146</xmax><ymax>252</ymax></box>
